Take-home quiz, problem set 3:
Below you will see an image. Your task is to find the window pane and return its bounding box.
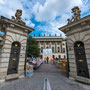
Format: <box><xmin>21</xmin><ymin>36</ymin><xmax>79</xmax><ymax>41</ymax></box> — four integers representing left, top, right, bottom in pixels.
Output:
<box><xmin>52</xmin><ymin>47</ymin><xmax>54</xmax><ymax>53</ymax></box>
<box><xmin>62</xmin><ymin>48</ymin><xmax>65</xmax><ymax>53</ymax></box>
<box><xmin>41</xmin><ymin>47</ymin><xmax>43</xmax><ymax>53</ymax></box>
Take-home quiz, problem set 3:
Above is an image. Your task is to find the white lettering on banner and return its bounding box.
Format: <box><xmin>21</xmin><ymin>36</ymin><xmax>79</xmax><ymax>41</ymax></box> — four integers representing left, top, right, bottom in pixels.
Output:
<box><xmin>43</xmin><ymin>49</ymin><xmax>52</xmax><ymax>56</ymax></box>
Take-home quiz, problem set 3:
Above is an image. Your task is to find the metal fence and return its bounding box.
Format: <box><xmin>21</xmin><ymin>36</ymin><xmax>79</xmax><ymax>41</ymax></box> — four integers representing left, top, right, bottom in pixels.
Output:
<box><xmin>43</xmin><ymin>78</ymin><xmax>51</xmax><ymax>90</ymax></box>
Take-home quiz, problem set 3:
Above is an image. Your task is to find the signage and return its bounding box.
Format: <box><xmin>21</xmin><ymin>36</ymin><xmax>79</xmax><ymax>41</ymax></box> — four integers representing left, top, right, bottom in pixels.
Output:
<box><xmin>43</xmin><ymin>49</ymin><xmax>52</xmax><ymax>56</ymax></box>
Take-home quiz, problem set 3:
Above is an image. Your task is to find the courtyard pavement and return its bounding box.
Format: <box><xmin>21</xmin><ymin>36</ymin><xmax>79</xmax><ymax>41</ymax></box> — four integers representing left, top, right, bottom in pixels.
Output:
<box><xmin>0</xmin><ymin>63</ymin><xmax>90</xmax><ymax>90</ymax></box>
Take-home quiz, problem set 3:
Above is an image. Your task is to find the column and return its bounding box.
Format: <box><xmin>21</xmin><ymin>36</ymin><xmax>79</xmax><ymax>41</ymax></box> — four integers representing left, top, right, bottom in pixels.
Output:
<box><xmin>55</xmin><ymin>41</ymin><xmax>57</xmax><ymax>53</ymax></box>
<box><xmin>49</xmin><ymin>41</ymin><xmax>52</xmax><ymax>48</ymax></box>
<box><xmin>60</xmin><ymin>41</ymin><xmax>62</xmax><ymax>53</ymax></box>
<box><xmin>44</xmin><ymin>41</ymin><xmax>46</xmax><ymax>49</ymax></box>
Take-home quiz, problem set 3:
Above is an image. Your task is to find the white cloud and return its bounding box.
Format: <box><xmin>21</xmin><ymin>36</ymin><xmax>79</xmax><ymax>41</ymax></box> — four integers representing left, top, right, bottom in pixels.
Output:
<box><xmin>0</xmin><ymin>0</ymin><xmax>4</xmax><ymax>4</ymax></box>
<box><xmin>0</xmin><ymin>0</ymin><xmax>89</xmax><ymax>37</ymax></box>
<box><xmin>25</xmin><ymin>20</ymin><xmax>35</xmax><ymax>28</ymax></box>
<box><xmin>32</xmin><ymin>0</ymin><xmax>83</xmax><ymax>22</ymax></box>
<box><xmin>0</xmin><ymin>0</ymin><xmax>35</xmax><ymax>27</ymax></box>
<box><xmin>31</xmin><ymin>0</ymin><xmax>90</xmax><ymax>37</ymax></box>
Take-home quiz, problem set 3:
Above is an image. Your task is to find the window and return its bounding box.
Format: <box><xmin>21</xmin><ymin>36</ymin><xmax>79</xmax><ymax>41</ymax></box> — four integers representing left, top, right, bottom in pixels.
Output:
<box><xmin>40</xmin><ymin>55</ymin><xmax>42</xmax><ymax>59</ymax></box>
<box><xmin>41</xmin><ymin>47</ymin><xmax>43</xmax><ymax>53</ymax></box>
<box><xmin>52</xmin><ymin>55</ymin><xmax>55</xmax><ymax>59</ymax></box>
<box><xmin>52</xmin><ymin>42</ymin><xmax>55</xmax><ymax>45</ymax></box>
<box><xmin>46</xmin><ymin>42</ymin><xmax>49</xmax><ymax>45</ymax></box>
<box><xmin>62</xmin><ymin>48</ymin><xmax>65</xmax><ymax>53</ymax></box>
<box><xmin>63</xmin><ymin>43</ymin><xmax>65</xmax><ymax>46</ymax></box>
<box><xmin>52</xmin><ymin>47</ymin><xmax>54</xmax><ymax>53</ymax></box>
<box><xmin>58</xmin><ymin>55</ymin><xmax>61</xmax><ymax>59</ymax></box>
<box><xmin>41</xmin><ymin>42</ymin><xmax>44</xmax><ymax>45</ymax></box>
<box><xmin>64</xmin><ymin>55</ymin><xmax>66</xmax><ymax>59</ymax></box>
<box><xmin>57</xmin><ymin>47</ymin><xmax>60</xmax><ymax>52</ymax></box>
<box><xmin>57</xmin><ymin>42</ymin><xmax>60</xmax><ymax>45</ymax></box>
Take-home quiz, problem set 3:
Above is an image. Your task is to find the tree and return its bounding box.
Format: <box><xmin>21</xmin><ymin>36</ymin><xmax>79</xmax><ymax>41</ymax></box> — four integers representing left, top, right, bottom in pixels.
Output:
<box><xmin>27</xmin><ymin>36</ymin><xmax>40</xmax><ymax>58</ymax></box>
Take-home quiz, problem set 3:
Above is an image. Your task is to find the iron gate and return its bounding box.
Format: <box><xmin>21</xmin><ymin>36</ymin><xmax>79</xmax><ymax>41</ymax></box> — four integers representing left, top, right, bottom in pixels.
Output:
<box><xmin>74</xmin><ymin>41</ymin><xmax>89</xmax><ymax>78</ymax></box>
<box><xmin>7</xmin><ymin>41</ymin><xmax>21</xmax><ymax>75</ymax></box>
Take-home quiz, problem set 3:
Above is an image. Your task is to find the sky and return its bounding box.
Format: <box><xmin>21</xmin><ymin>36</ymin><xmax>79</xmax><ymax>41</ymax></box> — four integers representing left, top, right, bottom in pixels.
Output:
<box><xmin>0</xmin><ymin>0</ymin><xmax>90</xmax><ymax>37</ymax></box>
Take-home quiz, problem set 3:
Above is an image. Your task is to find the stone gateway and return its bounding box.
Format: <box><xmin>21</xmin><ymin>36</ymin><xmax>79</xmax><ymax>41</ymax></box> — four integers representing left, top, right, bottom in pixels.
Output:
<box><xmin>0</xmin><ymin>10</ymin><xmax>33</xmax><ymax>82</ymax></box>
<box><xmin>59</xmin><ymin>6</ymin><xmax>90</xmax><ymax>84</ymax></box>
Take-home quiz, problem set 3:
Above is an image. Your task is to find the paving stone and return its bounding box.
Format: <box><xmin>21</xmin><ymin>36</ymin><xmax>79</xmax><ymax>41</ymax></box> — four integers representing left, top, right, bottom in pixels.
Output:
<box><xmin>0</xmin><ymin>63</ymin><xmax>90</xmax><ymax>90</ymax></box>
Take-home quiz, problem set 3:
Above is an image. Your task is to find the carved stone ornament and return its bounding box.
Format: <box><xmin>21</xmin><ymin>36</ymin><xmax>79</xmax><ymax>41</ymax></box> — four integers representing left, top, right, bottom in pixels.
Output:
<box><xmin>67</xmin><ymin>6</ymin><xmax>81</xmax><ymax>24</ymax></box>
<box><xmin>71</xmin><ymin>6</ymin><xmax>81</xmax><ymax>21</ymax></box>
<box><xmin>67</xmin><ymin>18</ymin><xmax>72</xmax><ymax>24</ymax></box>
<box><xmin>15</xmin><ymin>9</ymin><xmax>22</xmax><ymax>22</ymax></box>
<box><xmin>11</xmin><ymin>16</ymin><xmax>15</xmax><ymax>20</ymax></box>
<box><xmin>11</xmin><ymin>9</ymin><xmax>25</xmax><ymax>25</ymax></box>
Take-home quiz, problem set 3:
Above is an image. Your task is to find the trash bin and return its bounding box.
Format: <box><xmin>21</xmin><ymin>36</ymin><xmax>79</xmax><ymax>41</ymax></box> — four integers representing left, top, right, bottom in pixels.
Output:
<box><xmin>26</xmin><ymin>65</ymin><xmax>34</xmax><ymax>78</ymax></box>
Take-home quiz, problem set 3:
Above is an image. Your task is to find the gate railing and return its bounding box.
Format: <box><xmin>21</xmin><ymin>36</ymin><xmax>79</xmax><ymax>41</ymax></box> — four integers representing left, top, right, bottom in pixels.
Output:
<box><xmin>43</xmin><ymin>78</ymin><xmax>51</xmax><ymax>90</ymax></box>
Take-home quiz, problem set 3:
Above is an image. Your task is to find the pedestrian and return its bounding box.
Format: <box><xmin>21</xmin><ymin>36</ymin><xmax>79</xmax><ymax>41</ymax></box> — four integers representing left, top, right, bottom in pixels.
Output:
<box><xmin>56</xmin><ymin>57</ymin><xmax>58</xmax><ymax>61</ymax></box>
<box><xmin>46</xmin><ymin>57</ymin><xmax>49</xmax><ymax>64</ymax></box>
<box><xmin>32</xmin><ymin>56</ymin><xmax>34</xmax><ymax>61</ymax></box>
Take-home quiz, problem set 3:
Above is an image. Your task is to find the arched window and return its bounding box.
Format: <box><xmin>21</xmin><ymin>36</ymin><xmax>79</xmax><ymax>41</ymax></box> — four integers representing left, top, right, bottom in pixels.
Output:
<box><xmin>41</xmin><ymin>47</ymin><xmax>43</xmax><ymax>53</ymax></box>
<box><xmin>57</xmin><ymin>47</ymin><xmax>60</xmax><ymax>52</ymax></box>
<box><xmin>52</xmin><ymin>47</ymin><xmax>54</xmax><ymax>53</ymax></box>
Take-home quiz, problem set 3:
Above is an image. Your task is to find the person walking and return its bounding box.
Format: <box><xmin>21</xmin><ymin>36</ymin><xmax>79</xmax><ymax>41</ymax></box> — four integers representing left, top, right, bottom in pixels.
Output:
<box><xmin>46</xmin><ymin>57</ymin><xmax>49</xmax><ymax>64</ymax></box>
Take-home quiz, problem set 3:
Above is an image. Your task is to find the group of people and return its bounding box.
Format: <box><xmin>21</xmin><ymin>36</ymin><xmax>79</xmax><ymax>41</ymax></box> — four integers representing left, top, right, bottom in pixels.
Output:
<box><xmin>44</xmin><ymin>57</ymin><xmax>59</xmax><ymax>64</ymax></box>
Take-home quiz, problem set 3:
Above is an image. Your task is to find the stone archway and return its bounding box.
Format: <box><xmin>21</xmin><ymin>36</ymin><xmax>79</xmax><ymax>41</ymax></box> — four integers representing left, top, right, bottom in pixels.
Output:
<box><xmin>74</xmin><ymin>41</ymin><xmax>89</xmax><ymax>78</ymax></box>
<box><xmin>7</xmin><ymin>41</ymin><xmax>21</xmax><ymax>75</ymax></box>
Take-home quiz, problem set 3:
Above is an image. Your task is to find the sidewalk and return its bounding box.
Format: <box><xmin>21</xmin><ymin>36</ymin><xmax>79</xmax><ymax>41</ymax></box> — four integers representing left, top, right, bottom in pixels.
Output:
<box><xmin>0</xmin><ymin>63</ymin><xmax>90</xmax><ymax>90</ymax></box>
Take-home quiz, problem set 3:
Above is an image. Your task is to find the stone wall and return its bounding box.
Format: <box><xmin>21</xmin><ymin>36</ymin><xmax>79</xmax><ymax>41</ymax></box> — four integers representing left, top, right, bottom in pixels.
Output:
<box><xmin>66</xmin><ymin>23</ymin><xmax>90</xmax><ymax>79</ymax></box>
<box><xmin>0</xmin><ymin>25</ymin><xmax>28</xmax><ymax>82</ymax></box>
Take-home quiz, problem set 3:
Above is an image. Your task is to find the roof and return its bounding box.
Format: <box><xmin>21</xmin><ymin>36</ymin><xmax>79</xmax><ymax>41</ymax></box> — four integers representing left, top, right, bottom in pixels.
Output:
<box><xmin>34</xmin><ymin>36</ymin><xmax>66</xmax><ymax>41</ymax></box>
<box><xmin>58</xmin><ymin>15</ymin><xmax>90</xmax><ymax>33</ymax></box>
<box><xmin>0</xmin><ymin>16</ymin><xmax>34</xmax><ymax>32</ymax></box>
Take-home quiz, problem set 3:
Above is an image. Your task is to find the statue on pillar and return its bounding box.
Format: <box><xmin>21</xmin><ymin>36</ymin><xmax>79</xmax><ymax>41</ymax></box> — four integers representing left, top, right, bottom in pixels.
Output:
<box><xmin>15</xmin><ymin>9</ymin><xmax>22</xmax><ymax>22</ymax></box>
<box><xmin>67</xmin><ymin>6</ymin><xmax>81</xmax><ymax>24</ymax></box>
<box><xmin>11</xmin><ymin>9</ymin><xmax>25</xmax><ymax>25</ymax></box>
<box><xmin>71</xmin><ymin>6</ymin><xmax>81</xmax><ymax>21</ymax></box>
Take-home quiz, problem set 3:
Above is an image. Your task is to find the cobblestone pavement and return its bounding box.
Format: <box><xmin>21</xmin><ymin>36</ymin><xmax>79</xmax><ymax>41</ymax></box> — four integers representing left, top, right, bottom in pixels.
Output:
<box><xmin>0</xmin><ymin>63</ymin><xmax>90</xmax><ymax>90</ymax></box>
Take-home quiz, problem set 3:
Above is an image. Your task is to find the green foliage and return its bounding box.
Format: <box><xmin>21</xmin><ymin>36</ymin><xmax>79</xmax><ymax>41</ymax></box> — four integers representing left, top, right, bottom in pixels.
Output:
<box><xmin>27</xmin><ymin>36</ymin><xmax>40</xmax><ymax>58</ymax></box>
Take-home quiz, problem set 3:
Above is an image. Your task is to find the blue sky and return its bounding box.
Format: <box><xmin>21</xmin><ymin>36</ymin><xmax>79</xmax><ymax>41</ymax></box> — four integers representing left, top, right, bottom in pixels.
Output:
<box><xmin>0</xmin><ymin>0</ymin><xmax>90</xmax><ymax>37</ymax></box>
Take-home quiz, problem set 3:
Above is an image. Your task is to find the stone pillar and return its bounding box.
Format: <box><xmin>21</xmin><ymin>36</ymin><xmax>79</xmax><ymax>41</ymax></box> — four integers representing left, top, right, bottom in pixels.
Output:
<box><xmin>60</xmin><ymin>41</ymin><xmax>62</xmax><ymax>53</ymax></box>
<box><xmin>0</xmin><ymin>14</ymin><xmax>33</xmax><ymax>82</ymax></box>
<box><xmin>44</xmin><ymin>41</ymin><xmax>46</xmax><ymax>49</ymax></box>
<box><xmin>49</xmin><ymin>41</ymin><xmax>52</xmax><ymax>48</ymax></box>
<box><xmin>55</xmin><ymin>42</ymin><xmax>57</xmax><ymax>53</ymax></box>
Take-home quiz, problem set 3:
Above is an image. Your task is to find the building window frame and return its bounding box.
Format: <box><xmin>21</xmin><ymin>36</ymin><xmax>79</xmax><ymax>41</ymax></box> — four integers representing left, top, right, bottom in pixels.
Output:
<box><xmin>41</xmin><ymin>47</ymin><xmax>43</xmax><ymax>53</ymax></box>
<box><xmin>52</xmin><ymin>47</ymin><xmax>54</xmax><ymax>53</ymax></box>
<box><xmin>62</xmin><ymin>48</ymin><xmax>65</xmax><ymax>53</ymax></box>
<box><xmin>57</xmin><ymin>47</ymin><xmax>60</xmax><ymax>52</ymax></box>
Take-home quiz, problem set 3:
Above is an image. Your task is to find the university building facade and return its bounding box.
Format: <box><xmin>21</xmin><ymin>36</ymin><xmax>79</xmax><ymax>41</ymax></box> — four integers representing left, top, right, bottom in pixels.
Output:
<box><xmin>34</xmin><ymin>36</ymin><xmax>66</xmax><ymax>60</ymax></box>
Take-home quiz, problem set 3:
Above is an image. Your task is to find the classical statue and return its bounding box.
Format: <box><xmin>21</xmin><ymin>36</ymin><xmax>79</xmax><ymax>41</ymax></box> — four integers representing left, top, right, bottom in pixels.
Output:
<box><xmin>71</xmin><ymin>6</ymin><xmax>81</xmax><ymax>21</ymax></box>
<box><xmin>15</xmin><ymin>9</ymin><xmax>22</xmax><ymax>22</ymax></box>
<box><xmin>67</xmin><ymin>18</ymin><xmax>72</xmax><ymax>24</ymax></box>
<box><xmin>11</xmin><ymin>16</ymin><xmax>15</xmax><ymax>20</ymax></box>
<box><xmin>67</xmin><ymin>6</ymin><xmax>81</xmax><ymax>24</ymax></box>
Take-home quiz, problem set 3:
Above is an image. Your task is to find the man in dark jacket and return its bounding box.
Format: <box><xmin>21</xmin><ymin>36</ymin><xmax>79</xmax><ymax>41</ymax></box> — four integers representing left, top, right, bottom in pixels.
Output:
<box><xmin>47</xmin><ymin>57</ymin><xmax>49</xmax><ymax>64</ymax></box>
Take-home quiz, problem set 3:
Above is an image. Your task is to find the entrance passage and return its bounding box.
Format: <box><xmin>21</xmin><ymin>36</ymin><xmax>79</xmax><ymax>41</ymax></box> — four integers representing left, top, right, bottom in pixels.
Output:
<box><xmin>7</xmin><ymin>42</ymin><xmax>21</xmax><ymax>75</ymax></box>
<box><xmin>74</xmin><ymin>41</ymin><xmax>89</xmax><ymax>78</ymax></box>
